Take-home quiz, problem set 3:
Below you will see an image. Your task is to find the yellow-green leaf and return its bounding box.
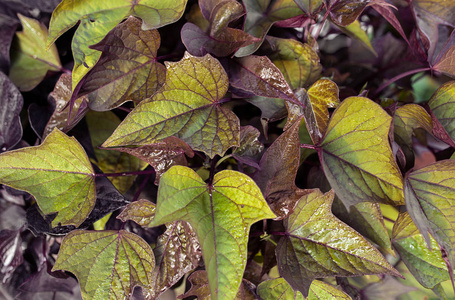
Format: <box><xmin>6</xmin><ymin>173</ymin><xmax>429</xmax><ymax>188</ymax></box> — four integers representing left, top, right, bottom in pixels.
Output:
<box><xmin>117</xmin><ymin>199</ymin><xmax>156</xmax><ymax>227</ymax></box>
<box><xmin>276</xmin><ymin>189</ymin><xmax>401</xmax><ymax>297</ymax></box>
<box><xmin>47</xmin><ymin>0</ymin><xmax>188</xmax><ymax>88</ymax></box>
<box><xmin>10</xmin><ymin>14</ymin><xmax>61</xmax><ymax>91</ymax></box>
<box><xmin>319</xmin><ymin>97</ymin><xmax>404</xmax><ymax>207</ymax></box>
<box><xmin>428</xmin><ymin>81</ymin><xmax>455</xmax><ymax>141</ymax></box>
<box><xmin>53</xmin><ymin>230</ymin><xmax>155</xmax><ymax>300</ymax></box>
<box><xmin>103</xmin><ymin>52</ymin><xmax>240</xmax><ymax>158</ymax></box>
<box><xmin>337</xmin><ymin>20</ymin><xmax>377</xmax><ymax>56</ymax></box>
<box><xmin>0</xmin><ymin>129</ymin><xmax>95</xmax><ymax>227</ymax></box>
<box><xmin>150</xmin><ymin>166</ymin><xmax>276</xmax><ymax>300</ymax></box>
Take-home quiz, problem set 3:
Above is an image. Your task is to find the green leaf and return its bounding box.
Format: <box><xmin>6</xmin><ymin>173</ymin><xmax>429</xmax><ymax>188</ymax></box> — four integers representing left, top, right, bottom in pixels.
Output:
<box><xmin>319</xmin><ymin>96</ymin><xmax>404</xmax><ymax>207</ymax></box>
<box><xmin>86</xmin><ymin>111</ymin><xmax>147</xmax><ymax>194</ymax></box>
<box><xmin>267</xmin><ymin>36</ymin><xmax>322</xmax><ymax>90</ymax></box>
<box><xmin>0</xmin><ymin>128</ymin><xmax>95</xmax><ymax>227</ymax></box>
<box><xmin>117</xmin><ymin>199</ymin><xmax>156</xmax><ymax>227</ymax></box>
<box><xmin>276</xmin><ymin>189</ymin><xmax>401</xmax><ymax>297</ymax></box>
<box><xmin>103</xmin><ymin>52</ymin><xmax>240</xmax><ymax>158</ymax></box>
<box><xmin>308</xmin><ymin>280</ymin><xmax>353</xmax><ymax>300</ymax></box>
<box><xmin>428</xmin><ymin>81</ymin><xmax>455</xmax><ymax>142</ymax></box>
<box><xmin>404</xmin><ymin>160</ymin><xmax>455</xmax><ymax>275</ymax></box>
<box><xmin>337</xmin><ymin>20</ymin><xmax>377</xmax><ymax>56</ymax></box>
<box><xmin>392</xmin><ymin>212</ymin><xmax>450</xmax><ymax>289</ymax></box>
<box><xmin>75</xmin><ymin>16</ymin><xmax>166</xmax><ymax>111</ymax></box>
<box><xmin>393</xmin><ymin>104</ymin><xmax>433</xmax><ymax>168</ymax></box>
<box><xmin>47</xmin><ymin>0</ymin><xmax>187</xmax><ymax>88</ymax></box>
<box><xmin>235</xmin><ymin>0</ymin><xmax>304</xmax><ymax>57</ymax></box>
<box><xmin>302</xmin><ymin>79</ymin><xmax>340</xmax><ymax>143</ymax></box>
<box><xmin>53</xmin><ymin>230</ymin><xmax>155</xmax><ymax>300</ymax></box>
<box><xmin>150</xmin><ymin>166</ymin><xmax>276</xmax><ymax>299</ymax></box>
<box><xmin>9</xmin><ymin>14</ymin><xmax>61</xmax><ymax>91</ymax></box>
<box><xmin>293</xmin><ymin>0</ymin><xmax>324</xmax><ymax>15</ymax></box>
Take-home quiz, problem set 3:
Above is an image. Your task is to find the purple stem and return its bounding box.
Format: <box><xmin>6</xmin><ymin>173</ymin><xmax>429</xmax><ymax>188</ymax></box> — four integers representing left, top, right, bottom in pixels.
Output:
<box><xmin>116</xmin><ymin>106</ymin><xmax>132</xmax><ymax>113</ymax></box>
<box><xmin>374</xmin><ymin>67</ymin><xmax>432</xmax><ymax>95</ymax></box>
<box><xmin>300</xmin><ymin>143</ymin><xmax>318</xmax><ymax>149</ymax></box>
<box><xmin>132</xmin><ymin>174</ymin><xmax>152</xmax><ymax>202</ymax></box>
<box><xmin>95</xmin><ymin>169</ymin><xmax>156</xmax><ymax>177</ymax></box>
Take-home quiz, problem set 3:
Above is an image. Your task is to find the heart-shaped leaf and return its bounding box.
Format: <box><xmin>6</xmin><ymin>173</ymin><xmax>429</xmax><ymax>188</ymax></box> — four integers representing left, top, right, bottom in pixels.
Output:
<box><xmin>103</xmin><ymin>52</ymin><xmax>240</xmax><ymax>158</ymax></box>
<box><xmin>276</xmin><ymin>189</ymin><xmax>401</xmax><ymax>297</ymax></box>
<box><xmin>10</xmin><ymin>14</ymin><xmax>62</xmax><ymax>91</ymax></box>
<box><xmin>0</xmin><ymin>71</ymin><xmax>23</xmax><ymax>152</ymax></box>
<box><xmin>428</xmin><ymin>81</ymin><xmax>455</xmax><ymax>142</ymax></box>
<box><xmin>302</xmin><ymin>79</ymin><xmax>340</xmax><ymax>143</ymax></box>
<box><xmin>150</xmin><ymin>166</ymin><xmax>276</xmax><ymax>299</ymax></box>
<box><xmin>0</xmin><ymin>128</ymin><xmax>95</xmax><ymax>227</ymax></box>
<box><xmin>47</xmin><ymin>0</ymin><xmax>188</xmax><ymax>88</ymax></box>
<box><xmin>319</xmin><ymin>96</ymin><xmax>404</xmax><ymax>207</ymax></box>
<box><xmin>267</xmin><ymin>36</ymin><xmax>322</xmax><ymax>90</ymax></box>
<box><xmin>392</xmin><ymin>212</ymin><xmax>450</xmax><ymax>289</ymax></box>
<box><xmin>235</xmin><ymin>0</ymin><xmax>304</xmax><ymax>57</ymax></box>
<box><xmin>53</xmin><ymin>230</ymin><xmax>155</xmax><ymax>300</ymax></box>
<box><xmin>404</xmin><ymin>160</ymin><xmax>455</xmax><ymax>276</ymax></box>
<box><xmin>74</xmin><ymin>16</ymin><xmax>166</xmax><ymax>111</ymax></box>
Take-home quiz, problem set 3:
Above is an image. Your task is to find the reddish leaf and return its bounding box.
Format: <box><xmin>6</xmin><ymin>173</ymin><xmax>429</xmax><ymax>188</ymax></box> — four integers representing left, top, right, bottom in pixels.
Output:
<box><xmin>0</xmin><ymin>71</ymin><xmax>23</xmax><ymax>152</ymax></box>
<box><xmin>372</xmin><ymin>4</ymin><xmax>410</xmax><ymax>46</ymax></box>
<box><xmin>232</xmin><ymin>126</ymin><xmax>264</xmax><ymax>168</ymax></box>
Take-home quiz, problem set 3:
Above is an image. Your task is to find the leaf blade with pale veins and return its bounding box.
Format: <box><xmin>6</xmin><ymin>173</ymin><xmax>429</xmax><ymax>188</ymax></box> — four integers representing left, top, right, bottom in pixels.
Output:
<box><xmin>428</xmin><ymin>81</ymin><xmax>455</xmax><ymax>142</ymax></box>
<box><xmin>9</xmin><ymin>14</ymin><xmax>61</xmax><ymax>91</ymax></box>
<box><xmin>103</xmin><ymin>52</ymin><xmax>240</xmax><ymax>158</ymax></box>
<box><xmin>150</xmin><ymin>166</ymin><xmax>276</xmax><ymax>299</ymax></box>
<box><xmin>392</xmin><ymin>212</ymin><xmax>450</xmax><ymax>289</ymax></box>
<box><xmin>0</xmin><ymin>71</ymin><xmax>23</xmax><ymax>152</ymax></box>
<box><xmin>319</xmin><ymin>96</ymin><xmax>404</xmax><ymax>207</ymax></box>
<box><xmin>52</xmin><ymin>230</ymin><xmax>155</xmax><ymax>300</ymax></box>
<box><xmin>0</xmin><ymin>129</ymin><xmax>95</xmax><ymax>227</ymax></box>
<box><xmin>276</xmin><ymin>189</ymin><xmax>401</xmax><ymax>297</ymax></box>
<box><xmin>117</xmin><ymin>199</ymin><xmax>156</xmax><ymax>227</ymax></box>
<box><xmin>404</xmin><ymin>160</ymin><xmax>455</xmax><ymax>277</ymax></box>
<box><xmin>75</xmin><ymin>16</ymin><xmax>166</xmax><ymax>111</ymax></box>
<box><xmin>235</xmin><ymin>0</ymin><xmax>304</xmax><ymax>57</ymax></box>
<box><xmin>47</xmin><ymin>0</ymin><xmax>188</xmax><ymax>88</ymax></box>
<box><xmin>268</xmin><ymin>36</ymin><xmax>322</xmax><ymax>90</ymax></box>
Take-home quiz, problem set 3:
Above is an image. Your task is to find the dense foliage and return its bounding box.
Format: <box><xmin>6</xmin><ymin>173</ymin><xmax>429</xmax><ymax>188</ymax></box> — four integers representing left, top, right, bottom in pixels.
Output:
<box><xmin>0</xmin><ymin>0</ymin><xmax>455</xmax><ymax>299</ymax></box>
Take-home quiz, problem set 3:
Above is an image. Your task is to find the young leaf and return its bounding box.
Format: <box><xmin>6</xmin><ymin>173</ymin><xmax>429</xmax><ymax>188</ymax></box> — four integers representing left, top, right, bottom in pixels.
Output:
<box><xmin>0</xmin><ymin>71</ymin><xmax>23</xmax><ymax>152</ymax></box>
<box><xmin>267</xmin><ymin>36</ymin><xmax>322</xmax><ymax>90</ymax></box>
<box><xmin>302</xmin><ymin>79</ymin><xmax>340</xmax><ymax>143</ymax></box>
<box><xmin>428</xmin><ymin>81</ymin><xmax>455</xmax><ymax>142</ymax></box>
<box><xmin>257</xmin><ymin>277</ymin><xmax>304</xmax><ymax>300</ymax></box>
<box><xmin>149</xmin><ymin>221</ymin><xmax>202</xmax><ymax>298</ymax></box>
<box><xmin>236</xmin><ymin>0</ymin><xmax>304</xmax><ymax>57</ymax></box>
<box><xmin>319</xmin><ymin>96</ymin><xmax>404</xmax><ymax>207</ymax></box>
<box><xmin>392</xmin><ymin>212</ymin><xmax>450</xmax><ymax>289</ymax></box>
<box><xmin>117</xmin><ymin>199</ymin><xmax>156</xmax><ymax>227</ymax></box>
<box><xmin>47</xmin><ymin>0</ymin><xmax>188</xmax><ymax>88</ymax></box>
<box><xmin>329</xmin><ymin>0</ymin><xmax>373</xmax><ymax>26</ymax></box>
<box><xmin>150</xmin><ymin>166</ymin><xmax>276</xmax><ymax>299</ymax></box>
<box><xmin>0</xmin><ymin>129</ymin><xmax>95</xmax><ymax>227</ymax></box>
<box><xmin>103</xmin><ymin>52</ymin><xmax>240</xmax><ymax>158</ymax></box>
<box><xmin>404</xmin><ymin>160</ymin><xmax>455</xmax><ymax>275</ymax></box>
<box><xmin>232</xmin><ymin>126</ymin><xmax>264</xmax><ymax>168</ymax></box>
<box><xmin>337</xmin><ymin>20</ymin><xmax>377</xmax><ymax>56</ymax></box>
<box><xmin>10</xmin><ymin>14</ymin><xmax>62</xmax><ymax>91</ymax></box>
<box><xmin>254</xmin><ymin>118</ymin><xmax>306</xmax><ymax>219</ymax></box>
<box><xmin>308</xmin><ymin>280</ymin><xmax>352</xmax><ymax>299</ymax></box>
<box><xmin>86</xmin><ymin>111</ymin><xmax>147</xmax><ymax>194</ymax></box>
<box><xmin>276</xmin><ymin>189</ymin><xmax>401</xmax><ymax>297</ymax></box>
<box><xmin>74</xmin><ymin>16</ymin><xmax>166</xmax><ymax>111</ymax></box>
<box><xmin>53</xmin><ymin>230</ymin><xmax>155</xmax><ymax>300</ymax></box>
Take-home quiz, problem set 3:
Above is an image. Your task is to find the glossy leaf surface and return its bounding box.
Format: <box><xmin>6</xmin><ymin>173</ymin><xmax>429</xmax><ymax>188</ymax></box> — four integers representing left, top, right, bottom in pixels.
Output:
<box><xmin>405</xmin><ymin>160</ymin><xmax>455</xmax><ymax>273</ymax></box>
<box><xmin>319</xmin><ymin>97</ymin><xmax>404</xmax><ymax>207</ymax></box>
<box><xmin>10</xmin><ymin>14</ymin><xmax>61</xmax><ymax>91</ymax></box>
<box><xmin>103</xmin><ymin>52</ymin><xmax>239</xmax><ymax>158</ymax></box>
<box><xmin>150</xmin><ymin>166</ymin><xmax>276</xmax><ymax>299</ymax></box>
<box><xmin>329</xmin><ymin>0</ymin><xmax>371</xmax><ymax>26</ymax></box>
<box><xmin>268</xmin><ymin>36</ymin><xmax>322</xmax><ymax>90</ymax></box>
<box><xmin>236</xmin><ymin>0</ymin><xmax>304</xmax><ymax>56</ymax></box>
<box><xmin>276</xmin><ymin>189</ymin><xmax>400</xmax><ymax>296</ymax></box>
<box><xmin>117</xmin><ymin>199</ymin><xmax>156</xmax><ymax>227</ymax></box>
<box><xmin>53</xmin><ymin>230</ymin><xmax>155</xmax><ymax>300</ymax></box>
<box><xmin>0</xmin><ymin>71</ymin><xmax>23</xmax><ymax>152</ymax></box>
<box><xmin>392</xmin><ymin>212</ymin><xmax>450</xmax><ymax>289</ymax></box>
<box><xmin>0</xmin><ymin>129</ymin><xmax>95</xmax><ymax>227</ymax></box>
<box><xmin>428</xmin><ymin>81</ymin><xmax>455</xmax><ymax>141</ymax></box>
<box><xmin>47</xmin><ymin>0</ymin><xmax>187</xmax><ymax>88</ymax></box>
<box><xmin>75</xmin><ymin>16</ymin><xmax>166</xmax><ymax>111</ymax></box>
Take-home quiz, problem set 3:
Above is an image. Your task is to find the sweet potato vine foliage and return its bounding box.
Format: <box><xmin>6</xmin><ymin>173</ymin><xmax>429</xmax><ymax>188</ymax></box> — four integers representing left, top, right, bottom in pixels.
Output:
<box><xmin>2</xmin><ymin>0</ymin><xmax>455</xmax><ymax>299</ymax></box>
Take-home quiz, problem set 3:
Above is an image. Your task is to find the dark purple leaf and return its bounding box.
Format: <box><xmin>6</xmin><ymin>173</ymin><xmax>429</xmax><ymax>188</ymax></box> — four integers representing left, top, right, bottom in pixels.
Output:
<box><xmin>361</xmin><ymin>276</ymin><xmax>416</xmax><ymax>299</ymax></box>
<box><xmin>19</xmin><ymin>0</ymin><xmax>61</xmax><ymax>13</ymax></box>
<box><xmin>0</xmin><ymin>14</ymin><xmax>18</xmax><ymax>73</ymax></box>
<box><xmin>0</xmin><ymin>229</ymin><xmax>23</xmax><ymax>282</ymax></box>
<box><xmin>0</xmin><ymin>198</ymin><xmax>26</xmax><ymax>231</ymax></box>
<box><xmin>198</xmin><ymin>0</ymin><xmax>218</xmax><ymax>20</ymax></box>
<box><xmin>0</xmin><ymin>71</ymin><xmax>23</xmax><ymax>152</ymax></box>
<box><xmin>328</xmin><ymin>0</ymin><xmax>371</xmax><ymax>26</ymax></box>
<box><xmin>232</xmin><ymin>126</ymin><xmax>264</xmax><ymax>167</ymax></box>
<box><xmin>431</xmin><ymin>31</ymin><xmax>455</xmax><ymax>78</ymax></box>
<box><xmin>372</xmin><ymin>4</ymin><xmax>410</xmax><ymax>46</ymax></box>
<box><xmin>274</xmin><ymin>14</ymin><xmax>313</xmax><ymax>28</ymax></box>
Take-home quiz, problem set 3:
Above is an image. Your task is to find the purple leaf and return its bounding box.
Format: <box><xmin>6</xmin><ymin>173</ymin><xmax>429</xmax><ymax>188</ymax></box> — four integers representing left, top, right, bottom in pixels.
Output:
<box><xmin>0</xmin><ymin>71</ymin><xmax>23</xmax><ymax>152</ymax></box>
<box><xmin>0</xmin><ymin>14</ymin><xmax>18</xmax><ymax>73</ymax></box>
<box><xmin>0</xmin><ymin>229</ymin><xmax>23</xmax><ymax>282</ymax></box>
<box><xmin>232</xmin><ymin>126</ymin><xmax>264</xmax><ymax>168</ymax></box>
<box><xmin>372</xmin><ymin>4</ymin><xmax>410</xmax><ymax>46</ymax></box>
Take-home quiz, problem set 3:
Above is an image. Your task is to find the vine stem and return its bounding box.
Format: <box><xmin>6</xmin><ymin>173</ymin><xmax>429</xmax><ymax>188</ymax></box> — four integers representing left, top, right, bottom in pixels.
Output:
<box><xmin>215</xmin><ymin>154</ymin><xmax>233</xmax><ymax>168</ymax></box>
<box><xmin>374</xmin><ymin>67</ymin><xmax>432</xmax><ymax>95</ymax></box>
<box><xmin>207</xmin><ymin>157</ymin><xmax>218</xmax><ymax>185</ymax></box>
<box><xmin>132</xmin><ymin>174</ymin><xmax>152</xmax><ymax>202</ymax></box>
<box><xmin>95</xmin><ymin>169</ymin><xmax>156</xmax><ymax>177</ymax></box>
<box><xmin>300</xmin><ymin>143</ymin><xmax>318</xmax><ymax>149</ymax></box>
